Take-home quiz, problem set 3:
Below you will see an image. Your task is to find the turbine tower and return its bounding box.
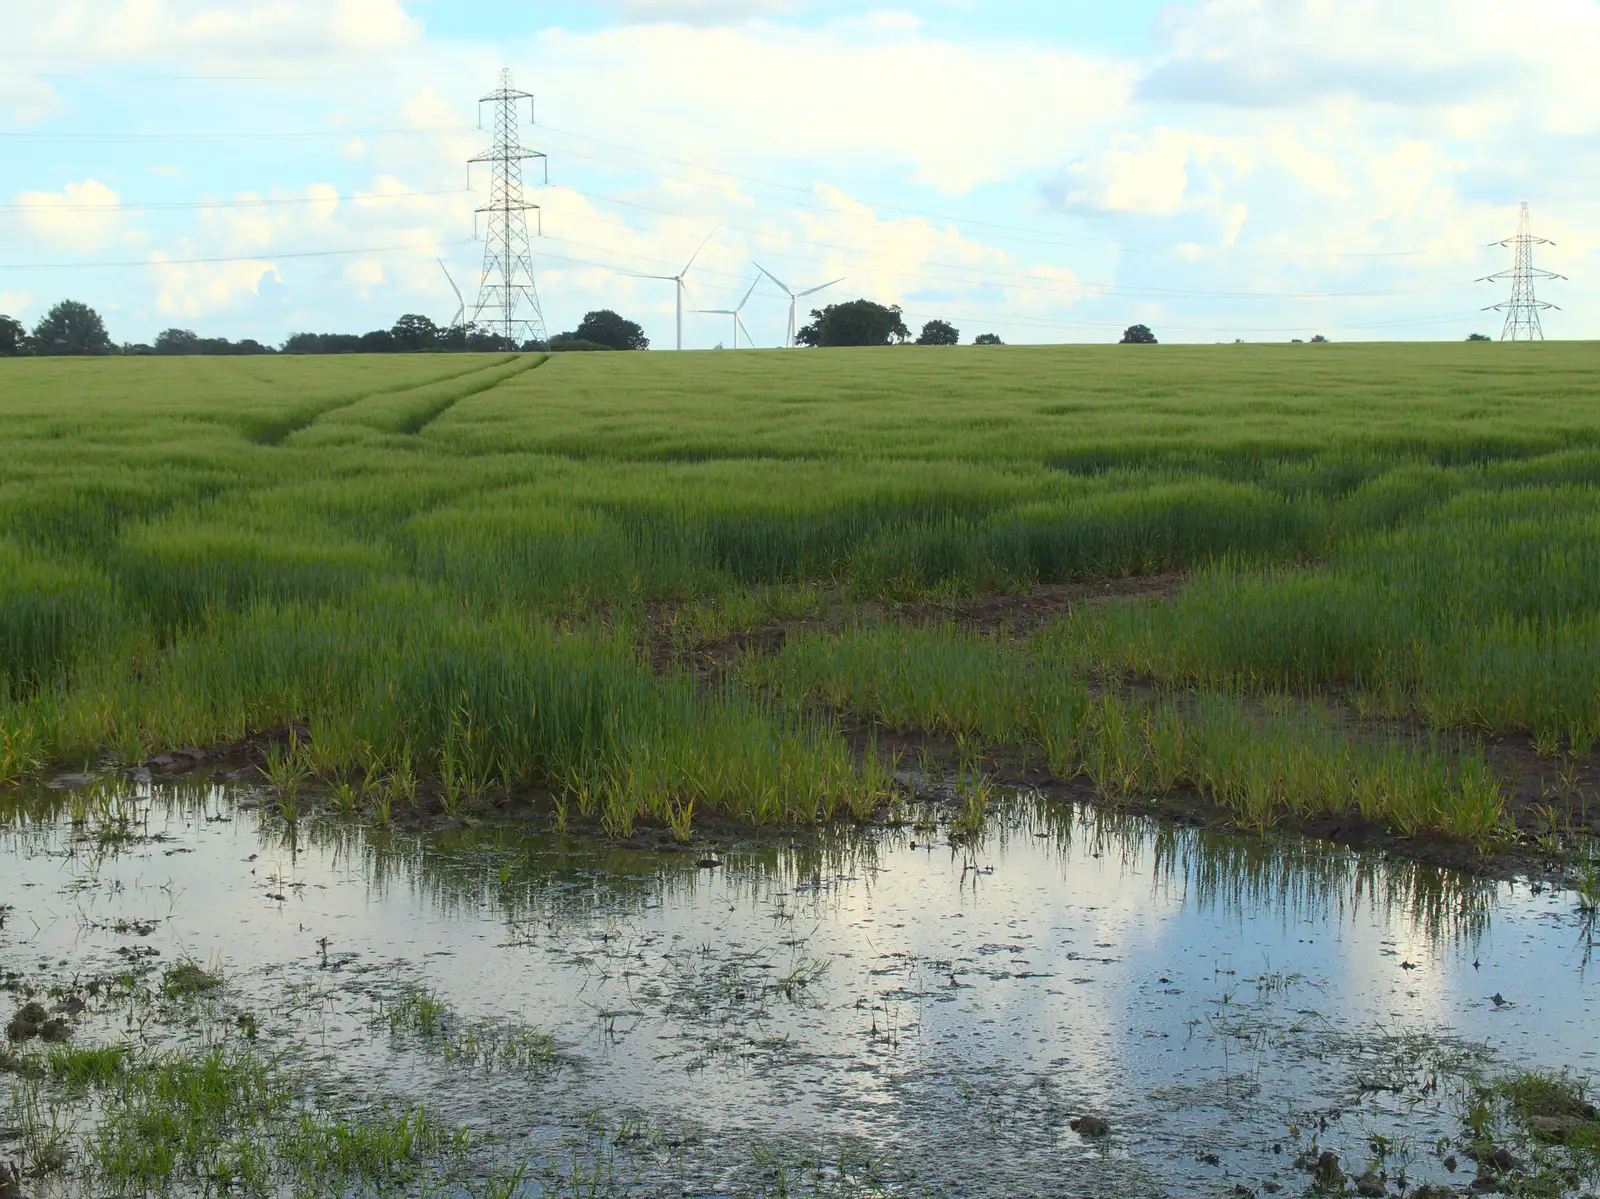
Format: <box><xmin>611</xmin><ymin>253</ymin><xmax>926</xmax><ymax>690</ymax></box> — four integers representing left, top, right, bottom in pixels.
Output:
<box><xmin>694</xmin><ymin>275</ymin><xmax>761</xmax><ymax>349</ymax></box>
<box><xmin>755</xmin><ymin>263</ymin><xmax>844</xmax><ymax>347</ymax></box>
<box><xmin>468</xmin><ymin>68</ymin><xmax>548</xmax><ymax>348</ymax></box>
<box><xmin>1480</xmin><ymin>201</ymin><xmax>1563</xmax><ymax>341</ymax></box>
<box><xmin>631</xmin><ymin>230</ymin><xmax>716</xmax><ymax>350</ymax></box>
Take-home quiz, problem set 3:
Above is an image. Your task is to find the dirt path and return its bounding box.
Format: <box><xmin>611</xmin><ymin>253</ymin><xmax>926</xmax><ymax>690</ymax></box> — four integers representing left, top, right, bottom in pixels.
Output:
<box><xmin>647</xmin><ymin>571</ymin><xmax>1185</xmax><ymax>676</ymax></box>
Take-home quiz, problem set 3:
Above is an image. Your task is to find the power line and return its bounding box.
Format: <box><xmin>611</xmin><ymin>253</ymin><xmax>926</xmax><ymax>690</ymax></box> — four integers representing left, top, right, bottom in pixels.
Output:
<box><xmin>0</xmin><ymin>127</ymin><xmax>469</xmax><ymax>143</ymax></box>
<box><xmin>0</xmin><ymin>239</ymin><xmax>474</xmax><ymax>270</ymax></box>
<box><xmin>3</xmin><ymin>116</ymin><xmax>1441</xmax><ymax>263</ymax></box>
<box><xmin>536</xmin><ymin>193</ymin><xmax>1443</xmax><ymax>301</ymax></box>
<box><xmin>0</xmin><ymin>188</ymin><xmax>469</xmax><ymax>214</ymax></box>
<box><xmin>523</xmin><ymin>244</ymin><xmax>1486</xmax><ymax>336</ymax></box>
<box><xmin>532</xmin><ymin>121</ymin><xmax>1441</xmax><ymax>262</ymax></box>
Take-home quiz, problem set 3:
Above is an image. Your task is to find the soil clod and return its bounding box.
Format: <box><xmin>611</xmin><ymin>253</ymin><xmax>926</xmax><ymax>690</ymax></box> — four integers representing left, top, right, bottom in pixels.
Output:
<box><xmin>1312</xmin><ymin>1151</ymin><xmax>1344</xmax><ymax>1186</ymax></box>
<box><xmin>1070</xmin><ymin>1115</ymin><xmax>1110</xmax><ymax>1138</ymax></box>
<box><xmin>4</xmin><ymin>1003</ymin><xmax>68</xmax><ymax>1044</ymax></box>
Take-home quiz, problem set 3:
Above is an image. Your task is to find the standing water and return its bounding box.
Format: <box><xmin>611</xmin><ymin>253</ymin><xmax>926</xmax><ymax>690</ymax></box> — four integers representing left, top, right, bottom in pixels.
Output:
<box><xmin>1</xmin><ymin>778</ymin><xmax>1596</xmax><ymax>1197</ymax></box>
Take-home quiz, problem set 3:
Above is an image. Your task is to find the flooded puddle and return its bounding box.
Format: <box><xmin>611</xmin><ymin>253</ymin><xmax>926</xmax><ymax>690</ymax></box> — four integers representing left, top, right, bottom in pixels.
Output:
<box><xmin>2</xmin><ymin>779</ymin><xmax>1597</xmax><ymax>1196</ymax></box>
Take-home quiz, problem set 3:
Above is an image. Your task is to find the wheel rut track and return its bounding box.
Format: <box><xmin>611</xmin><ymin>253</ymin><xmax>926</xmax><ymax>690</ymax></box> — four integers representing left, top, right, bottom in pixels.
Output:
<box><xmin>246</xmin><ymin>354</ymin><xmax>530</xmax><ymax>446</ymax></box>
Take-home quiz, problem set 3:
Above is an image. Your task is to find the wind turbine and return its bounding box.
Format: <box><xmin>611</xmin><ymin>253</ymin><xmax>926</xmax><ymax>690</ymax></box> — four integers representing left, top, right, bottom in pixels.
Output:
<box><xmin>630</xmin><ymin>229</ymin><xmax>717</xmax><ymax>350</ymax></box>
<box><xmin>754</xmin><ymin>263</ymin><xmax>844</xmax><ymax>348</ymax></box>
<box><xmin>694</xmin><ymin>275</ymin><xmax>761</xmax><ymax>350</ymax></box>
<box><xmin>438</xmin><ymin>259</ymin><xmax>466</xmax><ymax>330</ymax></box>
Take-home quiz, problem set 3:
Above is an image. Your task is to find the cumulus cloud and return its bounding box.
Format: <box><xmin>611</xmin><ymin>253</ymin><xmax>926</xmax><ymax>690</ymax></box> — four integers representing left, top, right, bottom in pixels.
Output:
<box><xmin>3</xmin><ymin>0</ymin><xmax>420</xmax><ymax>69</ymax></box>
<box><xmin>12</xmin><ymin>180</ymin><xmax>125</xmax><ymax>252</ymax></box>
<box><xmin>527</xmin><ymin>21</ymin><xmax>1134</xmax><ymax>193</ymax></box>
<box><xmin>609</xmin><ymin>0</ymin><xmax>801</xmax><ymax>22</ymax></box>
<box><xmin>1141</xmin><ymin>0</ymin><xmax>1600</xmax><ymax>125</ymax></box>
<box><xmin>1047</xmin><ymin>128</ymin><xmax>1252</xmax><ymax>217</ymax></box>
<box><xmin>152</xmin><ymin>253</ymin><xmax>279</xmax><ymax>319</ymax></box>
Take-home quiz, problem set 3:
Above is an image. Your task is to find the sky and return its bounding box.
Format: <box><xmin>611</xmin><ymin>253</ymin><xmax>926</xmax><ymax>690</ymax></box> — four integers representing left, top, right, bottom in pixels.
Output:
<box><xmin>2</xmin><ymin>0</ymin><xmax>1598</xmax><ymax>349</ymax></box>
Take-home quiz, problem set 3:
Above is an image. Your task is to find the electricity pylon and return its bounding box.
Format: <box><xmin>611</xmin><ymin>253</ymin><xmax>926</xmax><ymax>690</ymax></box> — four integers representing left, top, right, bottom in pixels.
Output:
<box><xmin>1480</xmin><ymin>201</ymin><xmax>1563</xmax><ymax>341</ymax></box>
<box><xmin>468</xmin><ymin>69</ymin><xmax>548</xmax><ymax>347</ymax></box>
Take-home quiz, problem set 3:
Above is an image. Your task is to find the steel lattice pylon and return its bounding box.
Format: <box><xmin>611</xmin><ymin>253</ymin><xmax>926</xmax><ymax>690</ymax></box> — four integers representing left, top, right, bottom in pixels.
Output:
<box><xmin>468</xmin><ymin>69</ymin><xmax>548</xmax><ymax>347</ymax></box>
<box><xmin>1480</xmin><ymin>201</ymin><xmax>1563</xmax><ymax>341</ymax></box>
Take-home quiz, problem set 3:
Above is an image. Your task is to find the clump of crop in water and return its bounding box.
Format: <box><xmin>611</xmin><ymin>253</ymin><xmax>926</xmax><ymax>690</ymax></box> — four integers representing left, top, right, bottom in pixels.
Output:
<box><xmin>259</xmin><ymin>733</ymin><xmax>311</xmax><ymax>822</ymax></box>
<box><xmin>2</xmin><ymin>1031</ymin><xmax>477</xmax><ymax>1197</ymax></box>
<box><xmin>161</xmin><ymin>961</ymin><xmax>223</xmax><ymax>1000</ymax></box>
<box><xmin>949</xmin><ymin>765</ymin><xmax>993</xmax><ymax>840</ymax></box>
<box><xmin>378</xmin><ymin>985</ymin><xmax>557</xmax><ymax>1072</ymax></box>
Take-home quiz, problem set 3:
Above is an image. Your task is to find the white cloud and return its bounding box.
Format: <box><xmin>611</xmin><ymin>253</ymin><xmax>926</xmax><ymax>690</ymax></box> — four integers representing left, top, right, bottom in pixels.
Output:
<box><xmin>1050</xmin><ymin>128</ymin><xmax>1252</xmax><ymax>217</ymax></box>
<box><xmin>527</xmin><ymin>21</ymin><xmax>1134</xmax><ymax>193</ymax></box>
<box><xmin>609</xmin><ymin>0</ymin><xmax>800</xmax><ymax>22</ymax></box>
<box><xmin>12</xmin><ymin>179</ymin><xmax>124</xmax><ymax>252</ymax></box>
<box><xmin>3</xmin><ymin>0</ymin><xmax>420</xmax><ymax>69</ymax></box>
<box><xmin>152</xmin><ymin>253</ymin><xmax>279</xmax><ymax>319</ymax></box>
<box><xmin>0</xmin><ymin>291</ymin><xmax>34</xmax><ymax>319</ymax></box>
<box><xmin>1143</xmin><ymin>0</ymin><xmax>1600</xmax><ymax>129</ymax></box>
<box><xmin>342</xmin><ymin>258</ymin><xmax>386</xmax><ymax>296</ymax></box>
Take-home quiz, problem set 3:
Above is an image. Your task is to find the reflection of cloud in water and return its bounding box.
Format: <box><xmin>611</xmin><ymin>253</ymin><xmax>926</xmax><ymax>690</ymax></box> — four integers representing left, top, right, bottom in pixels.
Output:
<box><xmin>0</xmin><ymin>779</ymin><xmax>1594</xmax><ymax>1198</ymax></box>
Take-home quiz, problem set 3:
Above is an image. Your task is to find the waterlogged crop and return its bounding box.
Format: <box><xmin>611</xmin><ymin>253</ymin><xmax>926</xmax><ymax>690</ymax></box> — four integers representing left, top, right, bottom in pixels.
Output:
<box><xmin>0</xmin><ymin>344</ymin><xmax>1594</xmax><ymax>841</ymax></box>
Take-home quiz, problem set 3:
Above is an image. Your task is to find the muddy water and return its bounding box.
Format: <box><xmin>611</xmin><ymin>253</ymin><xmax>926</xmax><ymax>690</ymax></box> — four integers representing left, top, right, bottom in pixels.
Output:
<box><xmin>2</xmin><ymin>779</ymin><xmax>1596</xmax><ymax>1197</ymax></box>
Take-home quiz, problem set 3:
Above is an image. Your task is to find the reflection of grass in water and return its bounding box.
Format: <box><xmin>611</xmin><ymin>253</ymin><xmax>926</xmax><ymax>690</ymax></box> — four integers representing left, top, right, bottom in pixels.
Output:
<box><xmin>982</xmin><ymin>792</ymin><xmax>1497</xmax><ymax>949</ymax></box>
<box><xmin>379</xmin><ymin>984</ymin><xmax>558</xmax><ymax>1071</ymax></box>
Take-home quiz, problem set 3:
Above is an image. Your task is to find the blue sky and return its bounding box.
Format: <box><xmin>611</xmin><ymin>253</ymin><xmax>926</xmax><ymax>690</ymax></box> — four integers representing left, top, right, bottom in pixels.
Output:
<box><xmin>2</xmin><ymin>0</ymin><xmax>1597</xmax><ymax>348</ymax></box>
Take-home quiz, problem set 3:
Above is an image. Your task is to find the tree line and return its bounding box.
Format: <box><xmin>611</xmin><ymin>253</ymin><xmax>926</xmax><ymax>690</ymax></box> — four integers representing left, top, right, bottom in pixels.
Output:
<box><xmin>0</xmin><ymin>300</ymin><xmax>656</xmax><ymax>357</ymax></box>
<box><xmin>795</xmin><ymin>301</ymin><xmax>1003</xmax><ymax>347</ymax></box>
<box><xmin>0</xmin><ymin>297</ymin><xmax>1005</xmax><ymax>356</ymax></box>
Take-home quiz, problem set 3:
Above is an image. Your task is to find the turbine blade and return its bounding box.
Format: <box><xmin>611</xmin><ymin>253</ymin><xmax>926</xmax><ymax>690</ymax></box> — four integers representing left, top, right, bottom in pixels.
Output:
<box><xmin>798</xmin><ymin>278</ymin><xmax>844</xmax><ymax>298</ymax></box>
<box><xmin>682</xmin><ymin>227</ymin><xmax>719</xmax><ymax>276</ymax></box>
<box><xmin>438</xmin><ymin>259</ymin><xmax>466</xmax><ymax>328</ymax></box>
<box><xmin>754</xmin><ymin>263</ymin><xmax>794</xmax><ymax>297</ymax></box>
<box><xmin>736</xmin><ymin>275</ymin><xmax>761</xmax><ymax>311</ymax></box>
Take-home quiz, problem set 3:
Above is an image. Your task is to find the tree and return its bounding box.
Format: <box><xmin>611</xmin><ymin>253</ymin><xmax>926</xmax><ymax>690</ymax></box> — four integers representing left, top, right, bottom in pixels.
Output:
<box><xmin>548</xmin><ymin>337</ymin><xmax>614</xmax><ymax>352</ymax></box>
<box><xmin>283</xmin><ymin>332</ymin><xmax>362</xmax><ymax>354</ymax></box>
<box><xmin>915</xmin><ymin>319</ymin><xmax>960</xmax><ymax>346</ymax></box>
<box><xmin>390</xmin><ymin>314</ymin><xmax>440</xmax><ymax>352</ymax></box>
<box><xmin>1119</xmin><ymin>324</ymin><xmax>1157</xmax><ymax>345</ymax></box>
<box><xmin>974</xmin><ymin>333</ymin><xmax>1004</xmax><ymax>346</ymax></box>
<box><xmin>796</xmin><ymin>300</ymin><xmax>909</xmax><ymax>347</ymax></box>
<box><xmin>1310</xmin><ymin>334</ymin><xmax>1329</xmax><ymax>343</ymax></box>
<box><xmin>31</xmin><ymin>300</ymin><xmax>112</xmax><ymax>356</ymax></box>
<box><xmin>1467</xmin><ymin>333</ymin><xmax>1492</xmax><ymax>342</ymax></box>
<box><xmin>358</xmin><ymin>329</ymin><xmax>396</xmax><ymax>353</ymax></box>
<box><xmin>155</xmin><ymin>328</ymin><xmax>201</xmax><ymax>355</ymax></box>
<box><xmin>0</xmin><ymin>315</ymin><xmax>24</xmax><ymax>356</ymax></box>
<box><xmin>567</xmin><ymin>310</ymin><xmax>648</xmax><ymax>351</ymax></box>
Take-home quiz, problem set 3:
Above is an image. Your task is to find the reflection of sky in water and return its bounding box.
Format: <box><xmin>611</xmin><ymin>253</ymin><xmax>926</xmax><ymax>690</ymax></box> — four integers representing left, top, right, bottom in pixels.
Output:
<box><xmin>2</xmin><ymin>782</ymin><xmax>1595</xmax><ymax>1196</ymax></box>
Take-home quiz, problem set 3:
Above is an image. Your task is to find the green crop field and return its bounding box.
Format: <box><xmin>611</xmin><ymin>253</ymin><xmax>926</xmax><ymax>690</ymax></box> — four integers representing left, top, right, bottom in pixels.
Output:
<box><xmin>1</xmin><ymin>342</ymin><xmax>1597</xmax><ymax>844</ymax></box>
